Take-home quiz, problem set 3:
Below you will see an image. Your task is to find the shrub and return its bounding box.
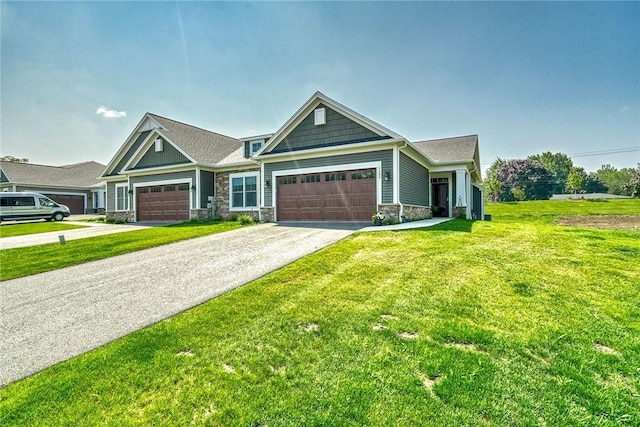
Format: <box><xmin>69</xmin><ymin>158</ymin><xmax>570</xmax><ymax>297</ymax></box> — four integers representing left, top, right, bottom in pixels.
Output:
<box><xmin>237</xmin><ymin>215</ymin><xmax>255</xmax><ymax>225</ymax></box>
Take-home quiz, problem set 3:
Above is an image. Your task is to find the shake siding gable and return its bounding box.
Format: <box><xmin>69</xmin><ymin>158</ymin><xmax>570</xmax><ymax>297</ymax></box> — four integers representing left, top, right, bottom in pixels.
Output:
<box><xmin>132</xmin><ymin>142</ymin><xmax>191</xmax><ymax>170</ymax></box>
<box><xmin>107</xmin><ymin>131</ymin><xmax>152</xmax><ymax>176</ymax></box>
<box><xmin>263</xmin><ymin>150</ymin><xmax>394</xmax><ymax>206</ymax></box>
<box><xmin>399</xmin><ymin>152</ymin><xmax>429</xmax><ymax>206</ymax></box>
<box><xmin>270</xmin><ymin>104</ymin><xmax>385</xmax><ymax>153</ymax></box>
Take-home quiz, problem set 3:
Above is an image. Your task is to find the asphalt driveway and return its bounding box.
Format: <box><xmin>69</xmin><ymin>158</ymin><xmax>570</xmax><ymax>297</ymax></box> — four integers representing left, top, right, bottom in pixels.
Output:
<box><xmin>0</xmin><ymin>223</ymin><xmax>358</xmax><ymax>386</ymax></box>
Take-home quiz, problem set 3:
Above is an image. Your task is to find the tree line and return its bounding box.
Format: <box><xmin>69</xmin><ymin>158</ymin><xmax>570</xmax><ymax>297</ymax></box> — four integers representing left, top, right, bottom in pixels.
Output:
<box><xmin>485</xmin><ymin>152</ymin><xmax>640</xmax><ymax>202</ymax></box>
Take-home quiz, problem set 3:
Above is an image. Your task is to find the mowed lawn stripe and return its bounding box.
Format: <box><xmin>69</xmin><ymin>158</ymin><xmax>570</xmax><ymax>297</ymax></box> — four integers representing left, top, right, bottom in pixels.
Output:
<box><xmin>0</xmin><ymin>200</ymin><xmax>638</xmax><ymax>425</ymax></box>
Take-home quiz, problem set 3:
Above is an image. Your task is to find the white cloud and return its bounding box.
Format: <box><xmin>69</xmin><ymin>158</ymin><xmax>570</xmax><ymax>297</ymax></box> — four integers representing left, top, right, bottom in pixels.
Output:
<box><xmin>96</xmin><ymin>106</ymin><xmax>127</xmax><ymax>118</ymax></box>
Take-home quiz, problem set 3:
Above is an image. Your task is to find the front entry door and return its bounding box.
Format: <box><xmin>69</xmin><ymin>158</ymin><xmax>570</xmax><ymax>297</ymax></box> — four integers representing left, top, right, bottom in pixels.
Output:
<box><xmin>432</xmin><ymin>183</ymin><xmax>449</xmax><ymax>217</ymax></box>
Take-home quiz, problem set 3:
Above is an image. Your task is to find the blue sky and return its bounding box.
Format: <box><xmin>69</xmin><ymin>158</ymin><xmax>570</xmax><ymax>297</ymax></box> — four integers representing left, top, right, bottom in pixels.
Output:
<box><xmin>1</xmin><ymin>1</ymin><xmax>638</xmax><ymax>174</ymax></box>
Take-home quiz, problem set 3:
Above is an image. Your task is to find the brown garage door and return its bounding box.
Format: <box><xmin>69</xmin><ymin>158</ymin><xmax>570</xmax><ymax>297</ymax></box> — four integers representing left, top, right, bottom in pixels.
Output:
<box><xmin>277</xmin><ymin>169</ymin><xmax>376</xmax><ymax>221</ymax></box>
<box><xmin>45</xmin><ymin>194</ymin><xmax>84</xmax><ymax>214</ymax></box>
<box><xmin>137</xmin><ymin>184</ymin><xmax>190</xmax><ymax>221</ymax></box>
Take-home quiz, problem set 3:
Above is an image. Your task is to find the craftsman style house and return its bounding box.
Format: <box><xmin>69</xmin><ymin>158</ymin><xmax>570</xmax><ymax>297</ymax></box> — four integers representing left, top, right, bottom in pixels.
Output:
<box><xmin>101</xmin><ymin>92</ymin><xmax>483</xmax><ymax>223</ymax></box>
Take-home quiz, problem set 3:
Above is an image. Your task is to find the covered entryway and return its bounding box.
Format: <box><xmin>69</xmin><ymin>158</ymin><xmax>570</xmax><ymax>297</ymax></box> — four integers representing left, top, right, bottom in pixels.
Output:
<box><xmin>136</xmin><ymin>183</ymin><xmax>190</xmax><ymax>221</ymax></box>
<box><xmin>276</xmin><ymin>168</ymin><xmax>376</xmax><ymax>221</ymax></box>
<box><xmin>45</xmin><ymin>194</ymin><xmax>84</xmax><ymax>214</ymax></box>
<box><xmin>431</xmin><ymin>178</ymin><xmax>449</xmax><ymax>217</ymax></box>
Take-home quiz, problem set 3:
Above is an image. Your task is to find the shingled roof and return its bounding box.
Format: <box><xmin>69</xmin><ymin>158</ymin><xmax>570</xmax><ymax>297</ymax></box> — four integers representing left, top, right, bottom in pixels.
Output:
<box><xmin>412</xmin><ymin>135</ymin><xmax>479</xmax><ymax>164</ymax></box>
<box><xmin>0</xmin><ymin>161</ymin><xmax>106</xmax><ymax>188</ymax></box>
<box><xmin>148</xmin><ymin>114</ymin><xmax>243</xmax><ymax>165</ymax></box>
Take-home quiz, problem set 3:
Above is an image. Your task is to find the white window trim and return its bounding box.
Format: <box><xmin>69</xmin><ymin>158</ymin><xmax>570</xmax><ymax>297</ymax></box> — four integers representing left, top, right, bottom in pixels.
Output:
<box><xmin>229</xmin><ymin>171</ymin><xmax>260</xmax><ymax>211</ymax></box>
<box><xmin>314</xmin><ymin>107</ymin><xmax>326</xmax><ymax>126</ymax></box>
<box><xmin>249</xmin><ymin>140</ymin><xmax>264</xmax><ymax>156</ymax></box>
<box><xmin>115</xmin><ymin>183</ymin><xmax>129</xmax><ymax>211</ymax></box>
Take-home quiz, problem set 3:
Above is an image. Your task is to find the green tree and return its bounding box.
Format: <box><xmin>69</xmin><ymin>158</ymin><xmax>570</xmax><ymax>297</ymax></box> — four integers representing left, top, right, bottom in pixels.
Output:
<box><xmin>596</xmin><ymin>164</ymin><xmax>634</xmax><ymax>196</ymax></box>
<box><xmin>582</xmin><ymin>172</ymin><xmax>608</xmax><ymax>193</ymax></box>
<box><xmin>484</xmin><ymin>158</ymin><xmax>505</xmax><ymax>202</ymax></box>
<box><xmin>528</xmin><ymin>152</ymin><xmax>573</xmax><ymax>194</ymax></box>
<box><xmin>0</xmin><ymin>156</ymin><xmax>28</xmax><ymax>163</ymax></box>
<box><xmin>566</xmin><ymin>167</ymin><xmax>586</xmax><ymax>194</ymax></box>
<box><xmin>621</xmin><ymin>163</ymin><xmax>640</xmax><ymax>197</ymax></box>
<box><xmin>489</xmin><ymin>158</ymin><xmax>553</xmax><ymax>202</ymax></box>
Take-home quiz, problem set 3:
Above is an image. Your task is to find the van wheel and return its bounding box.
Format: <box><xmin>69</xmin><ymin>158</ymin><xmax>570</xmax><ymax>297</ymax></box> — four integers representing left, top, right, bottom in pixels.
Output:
<box><xmin>53</xmin><ymin>212</ymin><xmax>64</xmax><ymax>221</ymax></box>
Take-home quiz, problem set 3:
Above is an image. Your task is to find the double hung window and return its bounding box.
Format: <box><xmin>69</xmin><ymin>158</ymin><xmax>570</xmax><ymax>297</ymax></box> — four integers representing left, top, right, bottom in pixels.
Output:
<box><xmin>230</xmin><ymin>173</ymin><xmax>259</xmax><ymax>210</ymax></box>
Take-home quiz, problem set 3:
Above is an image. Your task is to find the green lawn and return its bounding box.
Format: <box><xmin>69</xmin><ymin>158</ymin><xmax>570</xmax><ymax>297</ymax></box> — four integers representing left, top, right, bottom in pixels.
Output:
<box><xmin>0</xmin><ymin>221</ymin><xmax>243</xmax><ymax>281</ymax></box>
<box><xmin>0</xmin><ymin>221</ymin><xmax>87</xmax><ymax>238</ymax></box>
<box><xmin>1</xmin><ymin>200</ymin><xmax>638</xmax><ymax>426</ymax></box>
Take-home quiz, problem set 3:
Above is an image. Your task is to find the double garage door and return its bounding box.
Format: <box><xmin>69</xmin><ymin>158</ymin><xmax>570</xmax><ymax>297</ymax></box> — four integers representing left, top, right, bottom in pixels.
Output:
<box><xmin>277</xmin><ymin>168</ymin><xmax>377</xmax><ymax>221</ymax></box>
<box><xmin>137</xmin><ymin>183</ymin><xmax>190</xmax><ymax>221</ymax></box>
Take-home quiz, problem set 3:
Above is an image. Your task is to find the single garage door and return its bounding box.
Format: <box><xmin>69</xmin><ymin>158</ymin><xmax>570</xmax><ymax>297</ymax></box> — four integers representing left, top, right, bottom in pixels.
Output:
<box><xmin>137</xmin><ymin>183</ymin><xmax>190</xmax><ymax>221</ymax></box>
<box><xmin>277</xmin><ymin>168</ymin><xmax>376</xmax><ymax>221</ymax></box>
<box><xmin>45</xmin><ymin>194</ymin><xmax>84</xmax><ymax>214</ymax></box>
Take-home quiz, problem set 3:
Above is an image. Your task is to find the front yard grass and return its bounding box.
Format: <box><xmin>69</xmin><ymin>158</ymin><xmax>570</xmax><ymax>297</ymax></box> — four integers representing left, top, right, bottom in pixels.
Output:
<box><xmin>0</xmin><ymin>200</ymin><xmax>638</xmax><ymax>425</ymax></box>
<box><xmin>0</xmin><ymin>221</ymin><xmax>87</xmax><ymax>238</ymax></box>
<box><xmin>0</xmin><ymin>221</ymin><xmax>243</xmax><ymax>281</ymax></box>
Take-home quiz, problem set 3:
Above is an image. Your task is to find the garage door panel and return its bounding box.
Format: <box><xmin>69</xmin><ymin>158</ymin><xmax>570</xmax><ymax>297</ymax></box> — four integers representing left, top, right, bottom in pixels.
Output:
<box><xmin>137</xmin><ymin>184</ymin><xmax>190</xmax><ymax>221</ymax></box>
<box><xmin>276</xmin><ymin>168</ymin><xmax>376</xmax><ymax>222</ymax></box>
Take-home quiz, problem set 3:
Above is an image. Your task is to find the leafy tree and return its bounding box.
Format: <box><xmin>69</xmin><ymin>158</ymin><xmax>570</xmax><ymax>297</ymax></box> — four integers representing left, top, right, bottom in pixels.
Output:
<box><xmin>0</xmin><ymin>156</ymin><xmax>28</xmax><ymax>163</ymax></box>
<box><xmin>484</xmin><ymin>158</ymin><xmax>505</xmax><ymax>202</ymax></box>
<box><xmin>490</xmin><ymin>158</ymin><xmax>553</xmax><ymax>202</ymax></box>
<box><xmin>582</xmin><ymin>172</ymin><xmax>608</xmax><ymax>193</ymax></box>
<box><xmin>566</xmin><ymin>167</ymin><xmax>586</xmax><ymax>194</ymax></box>
<box><xmin>528</xmin><ymin>152</ymin><xmax>573</xmax><ymax>194</ymax></box>
<box><xmin>621</xmin><ymin>163</ymin><xmax>640</xmax><ymax>197</ymax></box>
<box><xmin>596</xmin><ymin>164</ymin><xmax>634</xmax><ymax>196</ymax></box>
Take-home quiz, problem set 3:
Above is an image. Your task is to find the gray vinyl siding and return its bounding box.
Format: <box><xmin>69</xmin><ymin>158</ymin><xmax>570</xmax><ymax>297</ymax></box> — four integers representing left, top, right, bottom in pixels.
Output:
<box><xmin>131</xmin><ymin>142</ymin><xmax>191</xmax><ymax>170</ymax></box>
<box><xmin>106</xmin><ymin>180</ymin><xmax>127</xmax><ymax>211</ymax></box>
<box><xmin>263</xmin><ymin>150</ymin><xmax>393</xmax><ymax>206</ymax></box>
<box><xmin>0</xmin><ymin>169</ymin><xmax>9</xmax><ymax>183</ymax></box>
<box><xmin>106</xmin><ymin>131</ymin><xmax>151</xmax><ymax>176</ymax></box>
<box><xmin>472</xmin><ymin>185</ymin><xmax>482</xmax><ymax>219</ymax></box>
<box><xmin>399</xmin><ymin>152</ymin><xmax>429</xmax><ymax>206</ymax></box>
<box><xmin>270</xmin><ymin>104</ymin><xmax>385</xmax><ymax>153</ymax></box>
<box><xmin>200</xmin><ymin>171</ymin><xmax>215</xmax><ymax>208</ymax></box>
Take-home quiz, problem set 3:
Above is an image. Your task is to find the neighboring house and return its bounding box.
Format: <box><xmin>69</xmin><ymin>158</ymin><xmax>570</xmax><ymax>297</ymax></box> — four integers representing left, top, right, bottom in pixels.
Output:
<box><xmin>0</xmin><ymin>161</ymin><xmax>107</xmax><ymax>214</ymax></box>
<box><xmin>101</xmin><ymin>92</ymin><xmax>484</xmax><ymax>223</ymax></box>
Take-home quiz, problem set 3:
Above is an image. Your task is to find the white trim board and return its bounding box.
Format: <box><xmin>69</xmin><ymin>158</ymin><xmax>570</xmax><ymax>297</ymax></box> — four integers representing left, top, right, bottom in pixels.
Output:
<box><xmin>270</xmin><ymin>161</ymin><xmax>383</xmax><ymax>221</ymax></box>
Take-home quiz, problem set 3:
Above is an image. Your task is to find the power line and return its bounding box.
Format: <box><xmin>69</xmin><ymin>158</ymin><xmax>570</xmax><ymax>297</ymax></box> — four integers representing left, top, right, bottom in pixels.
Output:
<box><xmin>481</xmin><ymin>146</ymin><xmax>640</xmax><ymax>165</ymax></box>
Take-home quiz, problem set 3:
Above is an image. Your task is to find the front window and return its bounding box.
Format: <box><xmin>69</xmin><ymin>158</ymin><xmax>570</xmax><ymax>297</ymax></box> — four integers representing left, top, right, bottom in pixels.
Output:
<box><xmin>250</xmin><ymin>140</ymin><xmax>264</xmax><ymax>156</ymax></box>
<box><xmin>116</xmin><ymin>185</ymin><xmax>129</xmax><ymax>211</ymax></box>
<box><xmin>230</xmin><ymin>173</ymin><xmax>259</xmax><ymax>210</ymax></box>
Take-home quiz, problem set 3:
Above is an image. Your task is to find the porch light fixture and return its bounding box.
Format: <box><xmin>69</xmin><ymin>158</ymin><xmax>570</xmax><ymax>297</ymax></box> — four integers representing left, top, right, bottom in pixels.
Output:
<box><xmin>264</xmin><ymin>179</ymin><xmax>271</xmax><ymax>188</ymax></box>
<box><xmin>191</xmin><ymin>185</ymin><xmax>196</xmax><ymax>191</ymax></box>
<box><xmin>383</xmin><ymin>170</ymin><xmax>391</xmax><ymax>181</ymax></box>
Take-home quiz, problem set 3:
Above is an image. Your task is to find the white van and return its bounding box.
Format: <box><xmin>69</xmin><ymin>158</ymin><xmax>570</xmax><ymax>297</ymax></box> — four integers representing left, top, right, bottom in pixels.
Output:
<box><xmin>0</xmin><ymin>192</ymin><xmax>71</xmax><ymax>222</ymax></box>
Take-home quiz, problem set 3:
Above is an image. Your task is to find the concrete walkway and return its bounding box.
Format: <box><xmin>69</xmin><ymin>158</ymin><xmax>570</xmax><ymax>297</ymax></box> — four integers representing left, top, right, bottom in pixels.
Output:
<box><xmin>0</xmin><ymin>223</ymin><xmax>356</xmax><ymax>386</ymax></box>
<box><xmin>0</xmin><ymin>221</ymin><xmax>158</xmax><ymax>250</ymax></box>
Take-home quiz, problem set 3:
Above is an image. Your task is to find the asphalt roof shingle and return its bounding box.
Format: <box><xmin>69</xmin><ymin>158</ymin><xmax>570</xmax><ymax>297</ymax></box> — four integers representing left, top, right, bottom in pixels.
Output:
<box><xmin>148</xmin><ymin>114</ymin><xmax>244</xmax><ymax>166</ymax></box>
<box><xmin>0</xmin><ymin>161</ymin><xmax>106</xmax><ymax>188</ymax></box>
<box><xmin>412</xmin><ymin>135</ymin><xmax>479</xmax><ymax>164</ymax></box>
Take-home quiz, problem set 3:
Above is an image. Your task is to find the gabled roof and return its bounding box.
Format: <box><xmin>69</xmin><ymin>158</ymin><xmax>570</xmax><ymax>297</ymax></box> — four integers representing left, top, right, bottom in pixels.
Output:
<box><xmin>146</xmin><ymin>114</ymin><xmax>243</xmax><ymax>166</ymax></box>
<box><xmin>102</xmin><ymin>113</ymin><xmax>247</xmax><ymax>177</ymax></box>
<box><xmin>412</xmin><ymin>135</ymin><xmax>479</xmax><ymax>164</ymax></box>
<box><xmin>0</xmin><ymin>161</ymin><xmax>106</xmax><ymax>188</ymax></box>
<box><xmin>255</xmin><ymin>91</ymin><xmax>404</xmax><ymax>156</ymax></box>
